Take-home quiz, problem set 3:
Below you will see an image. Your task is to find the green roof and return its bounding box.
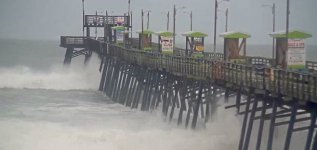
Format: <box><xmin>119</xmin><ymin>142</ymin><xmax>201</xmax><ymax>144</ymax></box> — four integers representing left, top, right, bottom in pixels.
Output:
<box><xmin>111</xmin><ymin>26</ymin><xmax>126</xmax><ymax>31</ymax></box>
<box><xmin>182</xmin><ymin>31</ymin><xmax>208</xmax><ymax>38</ymax></box>
<box><xmin>219</xmin><ymin>31</ymin><xmax>251</xmax><ymax>38</ymax></box>
<box><xmin>136</xmin><ymin>30</ymin><xmax>154</xmax><ymax>35</ymax></box>
<box><xmin>155</xmin><ymin>31</ymin><xmax>174</xmax><ymax>37</ymax></box>
<box><xmin>269</xmin><ymin>30</ymin><xmax>312</xmax><ymax>39</ymax></box>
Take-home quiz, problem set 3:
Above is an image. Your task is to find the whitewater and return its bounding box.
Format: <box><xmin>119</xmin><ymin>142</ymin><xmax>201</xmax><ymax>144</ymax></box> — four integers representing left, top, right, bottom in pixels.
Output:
<box><xmin>1</xmin><ymin>39</ymin><xmax>311</xmax><ymax>150</ymax></box>
<box><xmin>0</xmin><ymin>39</ymin><xmax>242</xmax><ymax>150</ymax></box>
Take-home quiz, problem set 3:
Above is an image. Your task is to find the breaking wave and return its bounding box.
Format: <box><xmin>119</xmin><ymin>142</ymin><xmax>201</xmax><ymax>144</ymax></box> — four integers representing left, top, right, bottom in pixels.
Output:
<box><xmin>0</xmin><ymin>58</ymin><xmax>101</xmax><ymax>90</ymax></box>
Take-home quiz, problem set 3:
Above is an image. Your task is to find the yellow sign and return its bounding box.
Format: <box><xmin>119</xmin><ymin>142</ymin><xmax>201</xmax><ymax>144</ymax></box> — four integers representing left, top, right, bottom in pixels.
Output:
<box><xmin>195</xmin><ymin>45</ymin><xmax>204</xmax><ymax>52</ymax></box>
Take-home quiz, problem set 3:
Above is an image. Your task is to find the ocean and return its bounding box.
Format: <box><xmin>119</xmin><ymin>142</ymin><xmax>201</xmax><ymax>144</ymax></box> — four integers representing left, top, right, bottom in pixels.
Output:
<box><xmin>0</xmin><ymin>39</ymin><xmax>315</xmax><ymax>150</ymax></box>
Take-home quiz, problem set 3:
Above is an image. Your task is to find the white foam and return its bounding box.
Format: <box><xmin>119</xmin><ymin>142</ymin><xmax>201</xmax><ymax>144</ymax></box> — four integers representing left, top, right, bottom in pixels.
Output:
<box><xmin>0</xmin><ymin>107</ymin><xmax>240</xmax><ymax>150</ymax></box>
<box><xmin>0</xmin><ymin>56</ymin><xmax>101</xmax><ymax>90</ymax></box>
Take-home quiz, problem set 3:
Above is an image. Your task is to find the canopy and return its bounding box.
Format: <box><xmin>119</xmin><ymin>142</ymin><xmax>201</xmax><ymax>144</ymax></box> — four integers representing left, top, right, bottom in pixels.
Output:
<box><xmin>155</xmin><ymin>31</ymin><xmax>174</xmax><ymax>37</ymax></box>
<box><xmin>111</xmin><ymin>26</ymin><xmax>126</xmax><ymax>31</ymax></box>
<box><xmin>182</xmin><ymin>31</ymin><xmax>208</xmax><ymax>38</ymax></box>
<box><xmin>219</xmin><ymin>31</ymin><xmax>251</xmax><ymax>39</ymax></box>
<box><xmin>136</xmin><ymin>30</ymin><xmax>155</xmax><ymax>35</ymax></box>
<box><xmin>269</xmin><ymin>30</ymin><xmax>312</xmax><ymax>39</ymax></box>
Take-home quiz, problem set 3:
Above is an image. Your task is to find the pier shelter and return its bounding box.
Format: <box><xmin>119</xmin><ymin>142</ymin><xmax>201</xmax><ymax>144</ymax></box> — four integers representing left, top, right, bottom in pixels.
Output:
<box><xmin>155</xmin><ymin>31</ymin><xmax>174</xmax><ymax>54</ymax></box>
<box><xmin>111</xmin><ymin>26</ymin><xmax>127</xmax><ymax>45</ymax></box>
<box><xmin>270</xmin><ymin>30</ymin><xmax>312</xmax><ymax>70</ymax></box>
<box><xmin>136</xmin><ymin>30</ymin><xmax>154</xmax><ymax>51</ymax></box>
<box><xmin>182</xmin><ymin>31</ymin><xmax>208</xmax><ymax>57</ymax></box>
<box><xmin>220</xmin><ymin>31</ymin><xmax>250</xmax><ymax>63</ymax></box>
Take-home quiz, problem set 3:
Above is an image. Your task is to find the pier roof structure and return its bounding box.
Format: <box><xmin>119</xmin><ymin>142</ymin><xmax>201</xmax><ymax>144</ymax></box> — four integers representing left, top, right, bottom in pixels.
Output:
<box><xmin>219</xmin><ymin>31</ymin><xmax>251</xmax><ymax>39</ymax></box>
<box><xmin>269</xmin><ymin>30</ymin><xmax>312</xmax><ymax>39</ymax></box>
<box><xmin>181</xmin><ymin>31</ymin><xmax>208</xmax><ymax>38</ymax></box>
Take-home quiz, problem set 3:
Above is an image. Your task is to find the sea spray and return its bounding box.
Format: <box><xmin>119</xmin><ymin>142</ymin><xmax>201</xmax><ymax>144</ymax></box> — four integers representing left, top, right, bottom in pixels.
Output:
<box><xmin>0</xmin><ymin>89</ymin><xmax>240</xmax><ymax>150</ymax></box>
<box><xmin>0</xmin><ymin>55</ymin><xmax>101</xmax><ymax>90</ymax></box>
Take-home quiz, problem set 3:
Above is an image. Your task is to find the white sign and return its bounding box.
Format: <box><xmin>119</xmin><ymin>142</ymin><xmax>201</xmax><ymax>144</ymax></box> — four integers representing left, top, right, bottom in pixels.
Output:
<box><xmin>116</xmin><ymin>30</ymin><xmax>124</xmax><ymax>43</ymax></box>
<box><xmin>161</xmin><ymin>36</ymin><xmax>173</xmax><ymax>53</ymax></box>
<box><xmin>287</xmin><ymin>39</ymin><xmax>305</xmax><ymax>69</ymax></box>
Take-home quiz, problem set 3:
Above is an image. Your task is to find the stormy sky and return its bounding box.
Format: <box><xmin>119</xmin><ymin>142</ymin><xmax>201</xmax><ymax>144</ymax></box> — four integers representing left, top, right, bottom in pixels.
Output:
<box><xmin>0</xmin><ymin>0</ymin><xmax>316</xmax><ymax>45</ymax></box>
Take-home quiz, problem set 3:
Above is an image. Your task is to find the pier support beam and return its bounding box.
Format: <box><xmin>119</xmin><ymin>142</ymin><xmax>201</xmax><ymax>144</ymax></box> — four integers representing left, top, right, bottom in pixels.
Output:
<box><xmin>63</xmin><ymin>47</ymin><xmax>74</xmax><ymax>65</ymax></box>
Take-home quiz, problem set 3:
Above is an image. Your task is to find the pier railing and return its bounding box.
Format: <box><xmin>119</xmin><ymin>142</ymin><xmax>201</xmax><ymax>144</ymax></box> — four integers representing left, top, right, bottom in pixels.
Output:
<box><xmin>107</xmin><ymin>44</ymin><xmax>317</xmax><ymax>103</ymax></box>
<box><xmin>60</xmin><ymin>36</ymin><xmax>86</xmax><ymax>48</ymax></box>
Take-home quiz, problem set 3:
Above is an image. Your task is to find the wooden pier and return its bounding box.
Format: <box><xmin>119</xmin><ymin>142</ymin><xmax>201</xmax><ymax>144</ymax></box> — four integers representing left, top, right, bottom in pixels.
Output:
<box><xmin>60</xmin><ymin>13</ymin><xmax>317</xmax><ymax>150</ymax></box>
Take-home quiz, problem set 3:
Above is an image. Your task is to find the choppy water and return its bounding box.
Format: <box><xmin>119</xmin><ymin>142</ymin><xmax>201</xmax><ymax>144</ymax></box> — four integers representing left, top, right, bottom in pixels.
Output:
<box><xmin>0</xmin><ymin>39</ymin><xmax>241</xmax><ymax>150</ymax></box>
<box><xmin>0</xmin><ymin>39</ymin><xmax>314</xmax><ymax>150</ymax></box>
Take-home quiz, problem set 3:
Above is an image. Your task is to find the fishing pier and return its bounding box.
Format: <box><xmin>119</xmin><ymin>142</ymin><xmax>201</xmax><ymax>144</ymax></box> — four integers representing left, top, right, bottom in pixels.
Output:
<box><xmin>60</xmin><ymin>11</ymin><xmax>317</xmax><ymax>150</ymax></box>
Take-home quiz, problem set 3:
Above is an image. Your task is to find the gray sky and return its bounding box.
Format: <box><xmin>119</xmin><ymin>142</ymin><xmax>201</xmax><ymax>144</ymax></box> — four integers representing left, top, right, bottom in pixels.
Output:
<box><xmin>0</xmin><ymin>0</ymin><xmax>316</xmax><ymax>45</ymax></box>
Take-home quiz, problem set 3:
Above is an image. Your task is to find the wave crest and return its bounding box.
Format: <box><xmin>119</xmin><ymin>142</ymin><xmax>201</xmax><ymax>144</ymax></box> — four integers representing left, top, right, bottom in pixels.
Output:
<box><xmin>0</xmin><ymin>60</ymin><xmax>101</xmax><ymax>90</ymax></box>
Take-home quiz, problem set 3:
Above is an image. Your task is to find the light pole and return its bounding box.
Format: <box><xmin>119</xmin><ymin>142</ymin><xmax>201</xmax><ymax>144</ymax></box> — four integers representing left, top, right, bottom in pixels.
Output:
<box><xmin>141</xmin><ymin>10</ymin><xmax>144</xmax><ymax>33</ymax></box>
<box><xmin>161</xmin><ymin>11</ymin><xmax>170</xmax><ymax>31</ymax></box>
<box><xmin>173</xmin><ymin>5</ymin><xmax>186</xmax><ymax>53</ymax></box>
<box><xmin>128</xmin><ymin>0</ymin><xmax>132</xmax><ymax>38</ymax></box>
<box><xmin>286</xmin><ymin>0</ymin><xmax>290</xmax><ymax>53</ymax></box>
<box><xmin>262</xmin><ymin>3</ymin><xmax>276</xmax><ymax>59</ymax></box>
<box><xmin>217</xmin><ymin>8</ymin><xmax>229</xmax><ymax>32</ymax></box>
<box><xmin>82</xmin><ymin>0</ymin><xmax>85</xmax><ymax>37</ymax></box>
<box><xmin>104</xmin><ymin>11</ymin><xmax>114</xmax><ymax>42</ymax></box>
<box><xmin>128</xmin><ymin>0</ymin><xmax>131</xmax><ymax>16</ymax></box>
<box><xmin>213</xmin><ymin>0</ymin><xmax>229</xmax><ymax>58</ymax></box>
<box><xmin>147</xmin><ymin>10</ymin><xmax>151</xmax><ymax>30</ymax></box>
<box><xmin>167</xmin><ymin>11</ymin><xmax>170</xmax><ymax>31</ymax></box>
<box><xmin>142</xmin><ymin>10</ymin><xmax>151</xmax><ymax>30</ymax></box>
<box><xmin>183</xmin><ymin>10</ymin><xmax>193</xmax><ymax>31</ymax></box>
<box><xmin>141</xmin><ymin>9</ymin><xmax>144</xmax><ymax>49</ymax></box>
<box><xmin>95</xmin><ymin>11</ymin><xmax>98</xmax><ymax>39</ymax></box>
<box><xmin>225</xmin><ymin>8</ymin><xmax>228</xmax><ymax>32</ymax></box>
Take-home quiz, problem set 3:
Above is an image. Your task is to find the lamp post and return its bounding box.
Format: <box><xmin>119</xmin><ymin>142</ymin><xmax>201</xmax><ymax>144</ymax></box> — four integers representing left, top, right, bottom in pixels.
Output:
<box><xmin>286</xmin><ymin>0</ymin><xmax>290</xmax><ymax>52</ymax></box>
<box><xmin>217</xmin><ymin>8</ymin><xmax>229</xmax><ymax>32</ymax></box>
<box><xmin>141</xmin><ymin>9</ymin><xmax>144</xmax><ymax>34</ymax></box>
<box><xmin>183</xmin><ymin>11</ymin><xmax>193</xmax><ymax>31</ymax></box>
<box><xmin>95</xmin><ymin>11</ymin><xmax>98</xmax><ymax>39</ymax></box>
<box><xmin>143</xmin><ymin>10</ymin><xmax>151</xmax><ymax>30</ymax></box>
<box><xmin>225</xmin><ymin>8</ymin><xmax>228</xmax><ymax>32</ymax></box>
<box><xmin>82</xmin><ymin>0</ymin><xmax>85</xmax><ymax>37</ymax></box>
<box><xmin>161</xmin><ymin>11</ymin><xmax>170</xmax><ymax>31</ymax></box>
<box><xmin>128</xmin><ymin>0</ymin><xmax>131</xmax><ymax>16</ymax></box>
<box><xmin>147</xmin><ymin>11</ymin><xmax>150</xmax><ymax>30</ymax></box>
<box><xmin>173</xmin><ymin>5</ymin><xmax>186</xmax><ymax>53</ymax></box>
<box><xmin>262</xmin><ymin>3</ymin><xmax>276</xmax><ymax>59</ymax></box>
<box><xmin>213</xmin><ymin>0</ymin><xmax>229</xmax><ymax>58</ymax></box>
<box><xmin>104</xmin><ymin>11</ymin><xmax>114</xmax><ymax>42</ymax></box>
<box><xmin>128</xmin><ymin>0</ymin><xmax>132</xmax><ymax>38</ymax></box>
